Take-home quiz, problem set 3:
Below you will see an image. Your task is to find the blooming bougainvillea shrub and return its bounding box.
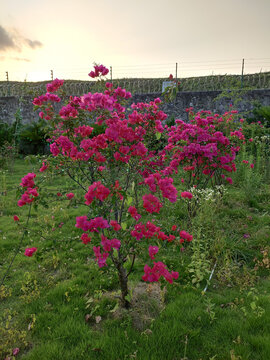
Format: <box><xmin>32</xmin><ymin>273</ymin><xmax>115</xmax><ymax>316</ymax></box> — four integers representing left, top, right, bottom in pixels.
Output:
<box><xmin>18</xmin><ymin>66</ymin><xmax>248</xmax><ymax>308</ymax></box>
<box><xmin>19</xmin><ymin>65</ymin><xmax>193</xmax><ymax>308</ymax></box>
<box><xmin>163</xmin><ymin>108</ymin><xmax>246</xmax><ymax>190</ymax></box>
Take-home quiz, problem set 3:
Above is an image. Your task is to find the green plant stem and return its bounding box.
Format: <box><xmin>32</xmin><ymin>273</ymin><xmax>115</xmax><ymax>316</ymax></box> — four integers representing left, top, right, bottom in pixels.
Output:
<box><xmin>65</xmin><ymin>167</ymin><xmax>87</xmax><ymax>192</ymax></box>
<box><xmin>126</xmin><ymin>253</ymin><xmax>136</xmax><ymax>278</ymax></box>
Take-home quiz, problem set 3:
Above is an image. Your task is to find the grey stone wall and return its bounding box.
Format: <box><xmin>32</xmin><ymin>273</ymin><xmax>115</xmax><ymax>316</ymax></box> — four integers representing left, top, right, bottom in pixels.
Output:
<box><xmin>0</xmin><ymin>96</ymin><xmax>37</xmax><ymax>125</ymax></box>
<box><xmin>132</xmin><ymin>89</ymin><xmax>270</xmax><ymax>122</ymax></box>
<box><xmin>1</xmin><ymin>89</ymin><xmax>270</xmax><ymax>125</ymax></box>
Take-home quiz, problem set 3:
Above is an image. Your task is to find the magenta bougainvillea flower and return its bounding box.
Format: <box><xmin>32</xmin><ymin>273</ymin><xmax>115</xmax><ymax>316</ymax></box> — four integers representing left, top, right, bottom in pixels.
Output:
<box><xmin>149</xmin><ymin>246</ymin><xmax>159</xmax><ymax>260</ymax></box>
<box><xmin>181</xmin><ymin>191</ymin><xmax>193</xmax><ymax>199</ymax></box>
<box><xmin>24</xmin><ymin>247</ymin><xmax>37</xmax><ymax>257</ymax></box>
<box><xmin>66</xmin><ymin>193</ymin><xmax>75</xmax><ymax>199</ymax></box>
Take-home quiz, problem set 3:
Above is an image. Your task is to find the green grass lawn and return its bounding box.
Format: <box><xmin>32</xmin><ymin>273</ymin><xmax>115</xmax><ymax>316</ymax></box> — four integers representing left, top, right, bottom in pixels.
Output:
<box><xmin>0</xmin><ymin>158</ymin><xmax>269</xmax><ymax>360</ymax></box>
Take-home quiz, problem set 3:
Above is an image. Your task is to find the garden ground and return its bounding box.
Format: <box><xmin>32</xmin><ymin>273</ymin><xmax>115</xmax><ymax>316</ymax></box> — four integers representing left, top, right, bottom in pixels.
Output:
<box><xmin>0</xmin><ymin>157</ymin><xmax>269</xmax><ymax>360</ymax></box>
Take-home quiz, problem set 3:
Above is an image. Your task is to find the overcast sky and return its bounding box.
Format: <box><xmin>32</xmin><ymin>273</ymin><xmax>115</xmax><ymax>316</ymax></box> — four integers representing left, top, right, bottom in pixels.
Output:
<box><xmin>0</xmin><ymin>0</ymin><xmax>270</xmax><ymax>81</ymax></box>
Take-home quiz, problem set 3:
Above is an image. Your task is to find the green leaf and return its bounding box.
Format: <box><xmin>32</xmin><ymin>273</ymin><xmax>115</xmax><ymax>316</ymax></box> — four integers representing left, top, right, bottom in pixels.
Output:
<box><xmin>127</xmin><ymin>196</ymin><xmax>133</xmax><ymax>205</ymax></box>
<box><xmin>122</xmin><ymin>222</ymin><xmax>127</xmax><ymax>230</ymax></box>
<box><xmin>110</xmin><ymin>302</ymin><xmax>119</xmax><ymax>313</ymax></box>
<box><xmin>155</xmin><ymin>132</ymin><xmax>161</xmax><ymax>140</ymax></box>
<box><xmin>113</xmin><ymin>248</ymin><xmax>118</xmax><ymax>258</ymax></box>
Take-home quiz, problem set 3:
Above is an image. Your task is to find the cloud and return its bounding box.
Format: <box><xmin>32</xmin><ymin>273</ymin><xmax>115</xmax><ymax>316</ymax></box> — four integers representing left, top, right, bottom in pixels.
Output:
<box><xmin>0</xmin><ymin>25</ymin><xmax>43</xmax><ymax>52</ymax></box>
<box><xmin>11</xmin><ymin>57</ymin><xmax>31</xmax><ymax>62</ymax></box>
<box><xmin>24</xmin><ymin>39</ymin><xmax>43</xmax><ymax>49</ymax></box>
<box><xmin>0</xmin><ymin>25</ymin><xmax>16</xmax><ymax>51</ymax></box>
<box><xmin>0</xmin><ymin>54</ymin><xmax>30</xmax><ymax>62</ymax></box>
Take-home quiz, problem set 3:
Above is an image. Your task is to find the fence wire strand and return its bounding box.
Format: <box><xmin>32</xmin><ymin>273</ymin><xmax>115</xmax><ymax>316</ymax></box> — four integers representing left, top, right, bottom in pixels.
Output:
<box><xmin>0</xmin><ymin>72</ymin><xmax>270</xmax><ymax>97</ymax></box>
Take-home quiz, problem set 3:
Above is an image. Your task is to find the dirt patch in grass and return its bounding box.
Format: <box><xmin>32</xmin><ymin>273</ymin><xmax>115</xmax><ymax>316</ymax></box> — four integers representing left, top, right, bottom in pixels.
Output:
<box><xmin>110</xmin><ymin>282</ymin><xmax>166</xmax><ymax>331</ymax></box>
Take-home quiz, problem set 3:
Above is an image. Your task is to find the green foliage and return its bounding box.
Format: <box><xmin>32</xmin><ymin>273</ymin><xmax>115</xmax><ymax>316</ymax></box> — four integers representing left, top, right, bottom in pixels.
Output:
<box><xmin>247</xmin><ymin>104</ymin><xmax>270</xmax><ymax>128</ymax></box>
<box><xmin>204</xmin><ymin>295</ymin><xmax>217</xmax><ymax>323</ymax></box>
<box><xmin>0</xmin><ymin>285</ymin><xmax>12</xmax><ymax>300</ymax></box>
<box><xmin>0</xmin><ymin>109</ymin><xmax>22</xmax><ymax>148</ymax></box>
<box><xmin>89</xmin><ymin>123</ymin><xmax>107</xmax><ymax>138</ymax></box>
<box><xmin>162</xmin><ymin>82</ymin><xmax>178</xmax><ymax>103</ymax></box>
<box><xmin>0</xmin><ymin>122</ymin><xmax>14</xmax><ymax>147</ymax></box>
<box><xmin>166</xmin><ymin>114</ymin><xmax>176</xmax><ymax>127</ymax></box>
<box><xmin>188</xmin><ymin>231</ymin><xmax>211</xmax><ymax>287</ymax></box>
<box><xmin>20</xmin><ymin>272</ymin><xmax>40</xmax><ymax>303</ymax></box>
<box><xmin>18</xmin><ymin>119</ymin><xmax>49</xmax><ymax>155</ymax></box>
<box><xmin>0</xmin><ymin>309</ymin><xmax>28</xmax><ymax>359</ymax></box>
<box><xmin>0</xmin><ymin>141</ymin><xmax>18</xmax><ymax>170</ymax></box>
<box><xmin>240</xmin><ymin>287</ymin><xmax>265</xmax><ymax>318</ymax></box>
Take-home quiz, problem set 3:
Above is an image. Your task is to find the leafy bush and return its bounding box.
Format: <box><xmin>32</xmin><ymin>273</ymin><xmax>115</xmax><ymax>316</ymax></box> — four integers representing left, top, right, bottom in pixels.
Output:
<box><xmin>0</xmin><ymin>109</ymin><xmax>22</xmax><ymax>147</ymax></box>
<box><xmin>247</xmin><ymin>104</ymin><xmax>270</xmax><ymax>128</ymax></box>
<box><xmin>89</xmin><ymin>123</ymin><xmax>107</xmax><ymax>138</ymax></box>
<box><xmin>0</xmin><ymin>110</ymin><xmax>22</xmax><ymax>168</ymax></box>
<box><xmin>0</xmin><ymin>122</ymin><xmax>14</xmax><ymax>147</ymax></box>
<box><xmin>18</xmin><ymin>119</ymin><xmax>49</xmax><ymax>155</ymax></box>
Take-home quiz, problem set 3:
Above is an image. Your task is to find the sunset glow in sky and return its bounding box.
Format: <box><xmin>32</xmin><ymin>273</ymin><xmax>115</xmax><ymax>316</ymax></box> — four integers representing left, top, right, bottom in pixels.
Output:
<box><xmin>0</xmin><ymin>0</ymin><xmax>270</xmax><ymax>82</ymax></box>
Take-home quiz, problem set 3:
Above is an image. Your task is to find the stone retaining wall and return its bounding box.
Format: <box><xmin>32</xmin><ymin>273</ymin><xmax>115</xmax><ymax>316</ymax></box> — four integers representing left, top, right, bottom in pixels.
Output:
<box><xmin>1</xmin><ymin>89</ymin><xmax>270</xmax><ymax>125</ymax></box>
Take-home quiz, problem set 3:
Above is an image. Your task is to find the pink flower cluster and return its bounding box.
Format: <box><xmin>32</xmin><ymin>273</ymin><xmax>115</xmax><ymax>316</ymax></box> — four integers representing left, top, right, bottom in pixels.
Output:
<box><xmin>101</xmin><ymin>235</ymin><xmax>121</xmax><ymax>252</ymax></box>
<box><xmin>88</xmin><ymin>64</ymin><xmax>109</xmax><ymax>78</ymax></box>
<box><xmin>143</xmin><ymin>244</ymin><xmax>179</xmax><ymax>284</ymax></box>
<box><xmin>46</xmin><ymin>78</ymin><xmax>64</xmax><ymax>93</ymax></box>
<box><xmin>33</xmin><ymin>93</ymin><xmax>61</xmax><ymax>106</ymax></box>
<box><xmin>149</xmin><ymin>245</ymin><xmax>159</xmax><ymax>260</ymax></box>
<box><xmin>39</xmin><ymin>162</ymin><xmax>48</xmax><ymax>172</ymax></box>
<box><xmin>103</xmin><ymin>83</ymin><xmax>132</xmax><ymax>101</ymax></box>
<box><xmin>110</xmin><ymin>220</ymin><xmax>121</xmax><ymax>231</ymax></box>
<box><xmin>93</xmin><ymin>246</ymin><xmax>109</xmax><ymax>267</ymax></box>
<box><xmin>85</xmin><ymin>181</ymin><xmax>110</xmax><ymax>205</ymax></box>
<box><xmin>81</xmin><ymin>233</ymin><xmax>91</xmax><ymax>244</ymax></box>
<box><xmin>144</xmin><ymin>173</ymin><xmax>178</xmax><ymax>203</ymax></box>
<box><xmin>18</xmin><ymin>173</ymin><xmax>39</xmax><ymax>207</ymax></box>
<box><xmin>179</xmin><ymin>230</ymin><xmax>193</xmax><ymax>243</ymax></box>
<box><xmin>142</xmin><ymin>194</ymin><xmax>162</xmax><ymax>213</ymax></box>
<box><xmin>74</xmin><ymin>125</ymin><xmax>93</xmax><ymax>137</ymax></box>
<box><xmin>128</xmin><ymin>206</ymin><xmax>141</xmax><ymax>221</ymax></box>
<box><xmin>20</xmin><ymin>173</ymin><xmax>36</xmax><ymax>188</ymax></box>
<box><xmin>66</xmin><ymin>193</ymin><xmax>74</xmax><ymax>199</ymax></box>
<box><xmin>92</xmin><ymin>236</ymin><xmax>121</xmax><ymax>268</ymax></box>
<box><xmin>43</xmin><ymin>85</ymin><xmax>170</xmax><ymax>176</ymax></box>
<box><xmin>59</xmin><ymin>104</ymin><xmax>78</xmax><ymax>119</ymax></box>
<box><xmin>181</xmin><ymin>191</ymin><xmax>193</xmax><ymax>199</ymax></box>
<box><xmin>130</xmin><ymin>221</ymin><xmax>176</xmax><ymax>242</ymax></box>
<box><xmin>75</xmin><ymin>216</ymin><xmax>110</xmax><ymax>232</ymax></box>
<box><xmin>80</xmin><ymin>92</ymin><xmax>117</xmax><ymax>112</ymax></box>
<box><xmin>24</xmin><ymin>247</ymin><xmax>37</xmax><ymax>257</ymax></box>
<box><xmin>142</xmin><ymin>262</ymin><xmax>179</xmax><ymax>283</ymax></box>
<box><xmin>164</xmin><ymin>110</ymin><xmax>245</xmax><ymax>187</ymax></box>
<box><xmin>32</xmin><ymin>90</ymin><xmax>62</xmax><ymax>120</ymax></box>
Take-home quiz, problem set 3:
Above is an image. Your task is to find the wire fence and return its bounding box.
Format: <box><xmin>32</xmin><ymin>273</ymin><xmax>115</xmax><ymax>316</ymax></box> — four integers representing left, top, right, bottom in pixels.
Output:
<box><xmin>1</xmin><ymin>72</ymin><xmax>270</xmax><ymax>97</ymax></box>
<box><xmin>1</xmin><ymin>58</ymin><xmax>270</xmax><ymax>96</ymax></box>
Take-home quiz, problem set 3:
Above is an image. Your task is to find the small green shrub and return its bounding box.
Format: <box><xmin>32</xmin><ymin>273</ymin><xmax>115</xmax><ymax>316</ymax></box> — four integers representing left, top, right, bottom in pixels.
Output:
<box><xmin>247</xmin><ymin>104</ymin><xmax>270</xmax><ymax>128</ymax></box>
<box><xmin>0</xmin><ymin>122</ymin><xmax>14</xmax><ymax>147</ymax></box>
<box><xmin>18</xmin><ymin>119</ymin><xmax>49</xmax><ymax>155</ymax></box>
